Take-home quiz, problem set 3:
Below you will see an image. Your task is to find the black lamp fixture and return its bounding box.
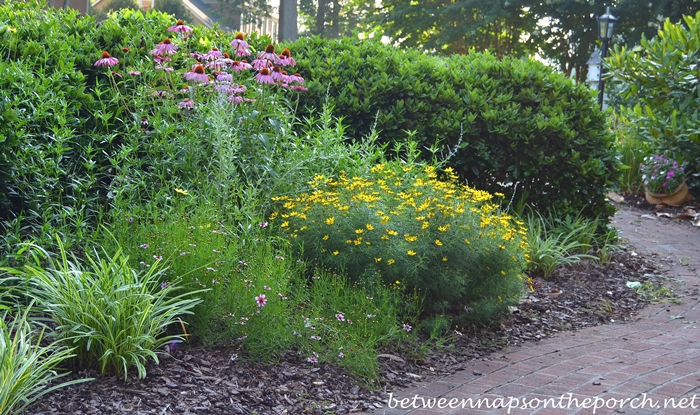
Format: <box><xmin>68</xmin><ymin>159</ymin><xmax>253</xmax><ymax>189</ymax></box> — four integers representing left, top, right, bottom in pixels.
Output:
<box><xmin>596</xmin><ymin>6</ymin><xmax>618</xmax><ymax>109</ymax></box>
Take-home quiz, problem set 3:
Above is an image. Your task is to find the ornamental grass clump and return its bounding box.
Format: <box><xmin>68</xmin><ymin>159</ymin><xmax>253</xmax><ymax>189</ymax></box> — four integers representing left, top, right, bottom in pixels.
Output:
<box><xmin>270</xmin><ymin>161</ymin><xmax>529</xmax><ymax>322</ymax></box>
<box><xmin>640</xmin><ymin>154</ymin><xmax>687</xmax><ymax>195</ymax></box>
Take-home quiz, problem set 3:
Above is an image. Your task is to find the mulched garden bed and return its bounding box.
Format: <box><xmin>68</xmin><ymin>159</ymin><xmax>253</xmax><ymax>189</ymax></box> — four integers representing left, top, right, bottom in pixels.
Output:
<box><xmin>25</xmin><ymin>246</ymin><xmax>667</xmax><ymax>415</ymax></box>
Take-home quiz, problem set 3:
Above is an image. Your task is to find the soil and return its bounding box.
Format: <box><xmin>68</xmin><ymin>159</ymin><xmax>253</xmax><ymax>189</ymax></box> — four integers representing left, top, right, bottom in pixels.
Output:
<box><xmin>24</xmin><ymin>199</ymin><xmax>692</xmax><ymax>415</ymax></box>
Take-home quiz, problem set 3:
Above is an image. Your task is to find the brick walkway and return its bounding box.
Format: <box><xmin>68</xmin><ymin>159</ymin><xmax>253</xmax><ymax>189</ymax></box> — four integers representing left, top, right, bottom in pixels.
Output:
<box><xmin>366</xmin><ymin>206</ymin><xmax>700</xmax><ymax>415</ymax></box>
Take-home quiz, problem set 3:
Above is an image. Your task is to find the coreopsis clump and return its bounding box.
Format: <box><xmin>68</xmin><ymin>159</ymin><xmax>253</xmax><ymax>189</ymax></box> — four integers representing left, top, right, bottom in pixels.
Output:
<box><xmin>270</xmin><ymin>161</ymin><xmax>529</xmax><ymax>322</ymax></box>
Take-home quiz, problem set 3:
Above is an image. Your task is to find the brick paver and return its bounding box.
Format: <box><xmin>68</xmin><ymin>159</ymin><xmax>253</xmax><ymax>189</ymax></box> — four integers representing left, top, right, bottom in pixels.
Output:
<box><xmin>365</xmin><ymin>206</ymin><xmax>700</xmax><ymax>415</ymax></box>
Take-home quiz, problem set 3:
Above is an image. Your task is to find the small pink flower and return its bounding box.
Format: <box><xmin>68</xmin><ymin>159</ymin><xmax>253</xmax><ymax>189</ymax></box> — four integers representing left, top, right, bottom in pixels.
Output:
<box><xmin>183</xmin><ymin>64</ymin><xmax>210</xmax><ymax>84</ymax></box>
<box><xmin>255</xmin><ymin>294</ymin><xmax>267</xmax><ymax>307</ymax></box>
<box><xmin>455</xmin><ymin>330</ymin><xmax>463</xmax><ymax>336</ymax></box>
<box><xmin>232</xmin><ymin>60</ymin><xmax>253</xmax><ymax>72</ymax></box>
<box><xmin>306</xmin><ymin>356</ymin><xmax>318</xmax><ymax>363</ymax></box>
<box><xmin>310</xmin><ymin>335</ymin><xmax>321</xmax><ymax>340</ymax></box>
<box><xmin>204</xmin><ymin>47</ymin><xmax>222</xmax><ymax>60</ymax></box>
<box><xmin>216</xmin><ymin>72</ymin><xmax>233</xmax><ymax>82</ymax></box>
<box><xmin>230</xmin><ymin>33</ymin><xmax>250</xmax><ymax>55</ymax></box>
<box><xmin>259</xmin><ymin>221</ymin><xmax>269</xmax><ymax>228</ymax></box>
<box><xmin>153</xmin><ymin>255</ymin><xmax>163</xmax><ymax>260</ymax></box>
<box><xmin>179</xmin><ymin>99</ymin><xmax>195</xmax><ymax>110</ymax></box>
<box><xmin>94</xmin><ymin>51</ymin><xmax>119</xmax><ymax>67</ymax></box>
<box><xmin>128</xmin><ymin>70</ymin><xmax>141</xmax><ymax>76</ymax></box>
<box><xmin>338</xmin><ymin>352</ymin><xmax>345</xmax><ymax>358</ymax></box>
<box><xmin>140</xmin><ymin>244</ymin><xmax>149</xmax><ymax>249</ymax></box>
<box><xmin>168</xmin><ymin>20</ymin><xmax>193</xmax><ymax>33</ymax></box>
<box><xmin>252</xmin><ymin>58</ymin><xmax>271</xmax><ymax>71</ymax></box>
<box><xmin>335</xmin><ymin>313</ymin><xmax>345</xmax><ymax>322</ymax></box>
<box><xmin>255</xmin><ymin>67</ymin><xmax>275</xmax><ymax>85</ymax></box>
<box><xmin>264</xmin><ymin>285</ymin><xmax>271</xmax><ymax>291</ymax></box>
<box><xmin>403</xmin><ymin>323</ymin><xmax>412</xmax><ymax>332</ymax></box>
<box><xmin>150</xmin><ymin>39</ymin><xmax>178</xmax><ymax>56</ymax></box>
<box><xmin>230</xmin><ymin>353</ymin><xmax>238</xmax><ymax>361</ymax></box>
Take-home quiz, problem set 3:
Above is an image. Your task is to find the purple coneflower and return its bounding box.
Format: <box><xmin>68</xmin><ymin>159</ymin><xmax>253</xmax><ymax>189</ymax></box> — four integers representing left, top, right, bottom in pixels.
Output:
<box><xmin>167</xmin><ymin>20</ymin><xmax>193</xmax><ymax>33</ymax></box>
<box><xmin>277</xmin><ymin>48</ymin><xmax>296</xmax><ymax>67</ymax></box>
<box><xmin>228</xmin><ymin>94</ymin><xmax>244</xmax><ymax>104</ymax></box>
<box><xmin>204</xmin><ymin>47</ymin><xmax>222</xmax><ymax>60</ymax></box>
<box><xmin>150</xmin><ymin>38</ymin><xmax>178</xmax><ymax>56</ymax></box>
<box><xmin>258</xmin><ymin>44</ymin><xmax>278</xmax><ymax>62</ymax></box>
<box><xmin>271</xmin><ymin>66</ymin><xmax>286</xmax><ymax>83</ymax></box>
<box><xmin>251</xmin><ymin>58</ymin><xmax>271</xmax><ymax>71</ymax></box>
<box><xmin>216</xmin><ymin>72</ymin><xmax>233</xmax><ymax>82</ymax></box>
<box><xmin>254</xmin><ymin>67</ymin><xmax>275</xmax><ymax>84</ymax></box>
<box><xmin>179</xmin><ymin>99</ymin><xmax>195</xmax><ymax>110</ymax></box>
<box><xmin>288</xmin><ymin>72</ymin><xmax>305</xmax><ymax>84</ymax></box>
<box><xmin>183</xmin><ymin>64</ymin><xmax>210</xmax><ymax>84</ymax></box>
<box><xmin>94</xmin><ymin>51</ymin><xmax>119</xmax><ymax>67</ymax></box>
<box><xmin>128</xmin><ymin>70</ymin><xmax>141</xmax><ymax>76</ymax></box>
<box><xmin>232</xmin><ymin>60</ymin><xmax>253</xmax><ymax>72</ymax></box>
<box><xmin>230</xmin><ymin>33</ymin><xmax>250</xmax><ymax>52</ymax></box>
<box><xmin>255</xmin><ymin>294</ymin><xmax>267</xmax><ymax>307</ymax></box>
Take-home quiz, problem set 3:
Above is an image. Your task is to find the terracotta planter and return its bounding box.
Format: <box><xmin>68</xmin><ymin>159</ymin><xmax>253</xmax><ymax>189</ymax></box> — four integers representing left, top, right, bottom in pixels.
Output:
<box><xmin>645</xmin><ymin>181</ymin><xmax>690</xmax><ymax>206</ymax></box>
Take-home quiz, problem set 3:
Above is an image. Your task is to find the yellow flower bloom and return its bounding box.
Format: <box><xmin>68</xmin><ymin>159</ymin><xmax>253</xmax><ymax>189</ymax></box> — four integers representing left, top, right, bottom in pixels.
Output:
<box><xmin>322</xmin><ymin>235</ymin><xmax>329</xmax><ymax>240</ymax></box>
<box><xmin>395</xmin><ymin>280</ymin><xmax>400</xmax><ymax>285</ymax></box>
<box><xmin>442</xmin><ymin>257</ymin><xmax>448</xmax><ymax>262</ymax></box>
<box><xmin>407</xmin><ymin>250</ymin><xmax>417</xmax><ymax>256</ymax></box>
<box><xmin>281</xmin><ymin>221</ymin><xmax>289</xmax><ymax>228</ymax></box>
<box><xmin>355</xmin><ymin>229</ymin><xmax>364</xmax><ymax>234</ymax></box>
<box><xmin>333</xmin><ymin>250</ymin><xmax>339</xmax><ymax>255</ymax></box>
<box><xmin>366</xmin><ymin>223</ymin><xmax>374</xmax><ymax>231</ymax></box>
<box><xmin>374</xmin><ymin>257</ymin><xmax>382</xmax><ymax>263</ymax></box>
<box><xmin>388</xmin><ymin>259</ymin><xmax>395</xmax><ymax>265</ymax></box>
<box><xmin>435</xmin><ymin>239</ymin><xmax>443</xmax><ymax>246</ymax></box>
<box><xmin>325</xmin><ymin>217</ymin><xmax>335</xmax><ymax>225</ymax></box>
<box><xmin>438</xmin><ymin>225</ymin><xmax>450</xmax><ymax>232</ymax></box>
<box><xmin>421</xmin><ymin>222</ymin><xmax>429</xmax><ymax>229</ymax></box>
<box><xmin>174</xmin><ymin>188</ymin><xmax>189</xmax><ymax>195</ymax></box>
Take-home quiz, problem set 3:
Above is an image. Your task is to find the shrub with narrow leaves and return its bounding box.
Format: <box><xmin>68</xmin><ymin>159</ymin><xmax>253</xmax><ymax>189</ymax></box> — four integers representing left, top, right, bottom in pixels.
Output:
<box><xmin>270</xmin><ymin>160</ymin><xmax>529</xmax><ymax>323</ymax></box>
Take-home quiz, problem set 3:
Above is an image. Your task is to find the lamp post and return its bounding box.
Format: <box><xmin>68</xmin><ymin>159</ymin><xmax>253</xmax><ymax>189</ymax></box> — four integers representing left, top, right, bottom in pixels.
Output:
<box><xmin>597</xmin><ymin>7</ymin><xmax>618</xmax><ymax>110</ymax></box>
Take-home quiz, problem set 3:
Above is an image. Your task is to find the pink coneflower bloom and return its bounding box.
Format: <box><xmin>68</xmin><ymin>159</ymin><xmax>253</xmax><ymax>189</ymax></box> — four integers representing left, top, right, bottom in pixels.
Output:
<box><xmin>271</xmin><ymin>66</ymin><xmax>286</xmax><ymax>82</ymax></box>
<box><xmin>229</xmin><ymin>84</ymin><xmax>247</xmax><ymax>94</ymax></box>
<box><xmin>94</xmin><ymin>51</ymin><xmax>119</xmax><ymax>67</ymax></box>
<box><xmin>214</xmin><ymin>71</ymin><xmax>232</xmax><ymax>82</ymax></box>
<box><xmin>204</xmin><ymin>47</ymin><xmax>222</xmax><ymax>60</ymax></box>
<box><xmin>183</xmin><ymin>64</ymin><xmax>210</xmax><ymax>84</ymax></box>
<box><xmin>140</xmin><ymin>117</ymin><xmax>148</xmax><ymax>126</ymax></box>
<box><xmin>230</xmin><ymin>33</ymin><xmax>250</xmax><ymax>53</ymax></box>
<box><xmin>277</xmin><ymin>48</ymin><xmax>296</xmax><ymax>67</ymax></box>
<box><xmin>154</xmin><ymin>56</ymin><xmax>172</xmax><ymax>64</ymax></box>
<box><xmin>232</xmin><ymin>60</ymin><xmax>253</xmax><ymax>72</ymax></box>
<box><xmin>288</xmin><ymin>72</ymin><xmax>305</xmax><ymax>84</ymax></box>
<box><xmin>180</xmin><ymin>86</ymin><xmax>189</xmax><ymax>93</ymax></box>
<box><xmin>258</xmin><ymin>44</ymin><xmax>278</xmax><ymax>62</ymax></box>
<box><xmin>255</xmin><ymin>67</ymin><xmax>274</xmax><ymax>84</ymax></box>
<box><xmin>150</xmin><ymin>38</ymin><xmax>178</xmax><ymax>56</ymax></box>
<box><xmin>179</xmin><ymin>99</ymin><xmax>195</xmax><ymax>110</ymax></box>
<box><xmin>290</xmin><ymin>85</ymin><xmax>308</xmax><ymax>91</ymax></box>
<box><xmin>255</xmin><ymin>294</ymin><xmax>267</xmax><ymax>307</ymax></box>
<box><xmin>190</xmin><ymin>52</ymin><xmax>206</xmax><ymax>60</ymax></box>
<box><xmin>214</xmin><ymin>84</ymin><xmax>230</xmax><ymax>93</ymax></box>
<box><xmin>128</xmin><ymin>70</ymin><xmax>141</xmax><ymax>76</ymax></box>
<box><xmin>251</xmin><ymin>58</ymin><xmax>271</xmax><ymax>71</ymax></box>
<box><xmin>168</xmin><ymin>20</ymin><xmax>193</xmax><ymax>33</ymax></box>
<box><xmin>228</xmin><ymin>95</ymin><xmax>244</xmax><ymax>104</ymax></box>
<box><xmin>209</xmin><ymin>57</ymin><xmax>233</xmax><ymax>71</ymax></box>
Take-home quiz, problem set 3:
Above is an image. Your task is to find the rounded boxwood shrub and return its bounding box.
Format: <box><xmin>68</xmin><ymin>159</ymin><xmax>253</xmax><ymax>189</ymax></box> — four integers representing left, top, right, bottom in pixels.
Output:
<box><xmin>269</xmin><ymin>160</ymin><xmax>529</xmax><ymax>323</ymax></box>
<box><xmin>289</xmin><ymin>36</ymin><xmax>619</xmax><ymax>227</ymax></box>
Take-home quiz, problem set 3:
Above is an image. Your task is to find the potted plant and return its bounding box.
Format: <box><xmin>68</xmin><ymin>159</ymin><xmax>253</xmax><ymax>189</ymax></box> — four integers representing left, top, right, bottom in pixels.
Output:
<box><xmin>640</xmin><ymin>154</ymin><xmax>690</xmax><ymax>206</ymax></box>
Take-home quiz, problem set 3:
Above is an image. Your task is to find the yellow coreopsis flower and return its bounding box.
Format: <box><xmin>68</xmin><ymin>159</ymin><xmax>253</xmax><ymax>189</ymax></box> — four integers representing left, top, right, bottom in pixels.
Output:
<box><xmin>174</xmin><ymin>188</ymin><xmax>189</xmax><ymax>195</ymax></box>
<box><xmin>388</xmin><ymin>259</ymin><xmax>395</xmax><ymax>265</ymax></box>
<box><xmin>442</xmin><ymin>256</ymin><xmax>448</xmax><ymax>262</ymax></box>
<box><xmin>333</xmin><ymin>250</ymin><xmax>339</xmax><ymax>255</ymax></box>
<box><xmin>366</xmin><ymin>223</ymin><xmax>374</xmax><ymax>231</ymax></box>
<box><xmin>407</xmin><ymin>250</ymin><xmax>417</xmax><ymax>256</ymax></box>
<box><xmin>322</xmin><ymin>235</ymin><xmax>329</xmax><ymax>240</ymax></box>
<box><xmin>435</xmin><ymin>239</ymin><xmax>443</xmax><ymax>246</ymax></box>
<box><xmin>325</xmin><ymin>217</ymin><xmax>335</xmax><ymax>225</ymax></box>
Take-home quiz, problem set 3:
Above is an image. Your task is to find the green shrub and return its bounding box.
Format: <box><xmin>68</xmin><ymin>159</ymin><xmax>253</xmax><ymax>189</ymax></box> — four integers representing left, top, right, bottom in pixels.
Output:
<box><xmin>1</xmin><ymin>238</ymin><xmax>203</xmax><ymax>381</ymax></box>
<box><xmin>612</xmin><ymin>111</ymin><xmax>652</xmax><ymax>194</ymax></box>
<box><xmin>0</xmin><ymin>306</ymin><xmax>91</xmax><ymax>415</ymax></box>
<box><xmin>608</xmin><ymin>12</ymin><xmax>700</xmax><ymax>192</ymax></box>
<box><xmin>270</xmin><ymin>159</ymin><xmax>529</xmax><ymax>323</ymax></box>
<box><xmin>289</xmin><ymin>35</ymin><xmax>619</xmax><ymax>227</ymax></box>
